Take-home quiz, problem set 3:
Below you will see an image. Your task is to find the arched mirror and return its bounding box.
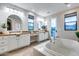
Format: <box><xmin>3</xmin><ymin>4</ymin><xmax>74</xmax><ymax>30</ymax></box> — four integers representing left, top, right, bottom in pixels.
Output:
<box><xmin>7</xmin><ymin>19</ymin><xmax>12</xmax><ymax>30</ymax></box>
<box><xmin>7</xmin><ymin>15</ymin><xmax>22</xmax><ymax>31</ymax></box>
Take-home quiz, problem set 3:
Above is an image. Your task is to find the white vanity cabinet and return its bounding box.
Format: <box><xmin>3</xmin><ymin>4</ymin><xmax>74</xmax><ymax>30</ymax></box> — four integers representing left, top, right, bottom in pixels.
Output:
<box><xmin>38</xmin><ymin>32</ymin><xmax>49</xmax><ymax>42</ymax></box>
<box><xmin>0</xmin><ymin>36</ymin><xmax>8</xmax><ymax>54</ymax></box>
<box><xmin>22</xmin><ymin>34</ymin><xmax>30</xmax><ymax>46</ymax></box>
<box><xmin>17</xmin><ymin>35</ymin><xmax>24</xmax><ymax>48</ymax></box>
<box><xmin>44</xmin><ymin>32</ymin><xmax>48</xmax><ymax>40</ymax></box>
<box><xmin>8</xmin><ymin>35</ymin><xmax>17</xmax><ymax>50</ymax></box>
<box><xmin>0</xmin><ymin>37</ymin><xmax>8</xmax><ymax>47</ymax></box>
<box><xmin>0</xmin><ymin>33</ymin><xmax>31</xmax><ymax>55</ymax></box>
<box><xmin>38</xmin><ymin>32</ymin><xmax>44</xmax><ymax>42</ymax></box>
<box><xmin>17</xmin><ymin>34</ymin><xmax>30</xmax><ymax>48</ymax></box>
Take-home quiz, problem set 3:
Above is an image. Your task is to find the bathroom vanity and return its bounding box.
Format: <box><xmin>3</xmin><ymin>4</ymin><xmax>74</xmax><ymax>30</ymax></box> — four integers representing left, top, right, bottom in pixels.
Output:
<box><xmin>38</xmin><ymin>31</ymin><xmax>49</xmax><ymax>42</ymax></box>
<box><xmin>0</xmin><ymin>31</ymin><xmax>30</xmax><ymax>54</ymax></box>
<box><xmin>30</xmin><ymin>30</ymin><xmax>49</xmax><ymax>43</ymax></box>
<box><xmin>30</xmin><ymin>31</ymin><xmax>38</xmax><ymax>43</ymax></box>
<box><xmin>0</xmin><ymin>30</ymin><xmax>49</xmax><ymax>54</ymax></box>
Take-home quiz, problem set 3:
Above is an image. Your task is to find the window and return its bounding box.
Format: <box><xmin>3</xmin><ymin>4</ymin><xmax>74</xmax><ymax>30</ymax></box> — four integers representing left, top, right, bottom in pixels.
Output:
<box><xmin>28</xmin><ymin>15</ymin><xmax>34</xmax><ymax>32</ymax></box>
<box><xmin>64</xmin><ymin>12</ymin><xmax>77</xmax><ymax>31</ymax></box>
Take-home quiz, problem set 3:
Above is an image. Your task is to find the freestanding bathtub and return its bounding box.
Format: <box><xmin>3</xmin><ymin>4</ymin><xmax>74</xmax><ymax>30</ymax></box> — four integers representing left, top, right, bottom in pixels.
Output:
<box><xmin>44</xmin><ymin>39</ymin><xmax>79</xmax><ymax>56</ymax></box>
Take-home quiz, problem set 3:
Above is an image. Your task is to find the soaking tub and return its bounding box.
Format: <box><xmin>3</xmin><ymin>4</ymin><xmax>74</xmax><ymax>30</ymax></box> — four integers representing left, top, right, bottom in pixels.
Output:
<box><xmin>44</xmin><ymin>39</ymin><xmax>79</xmax><ymax>56</ymax></box>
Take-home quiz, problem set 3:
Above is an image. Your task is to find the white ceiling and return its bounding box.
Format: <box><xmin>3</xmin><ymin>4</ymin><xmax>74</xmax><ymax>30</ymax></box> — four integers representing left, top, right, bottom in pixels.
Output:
<box><xmin>12</xmin><ymin>3</ymin><xmax>79</xmax><ymax>17</ymax></box>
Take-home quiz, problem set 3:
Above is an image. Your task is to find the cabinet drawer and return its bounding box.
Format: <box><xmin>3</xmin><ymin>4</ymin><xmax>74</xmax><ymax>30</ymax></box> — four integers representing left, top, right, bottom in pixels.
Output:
<box><xmin>0</xmin><ymin>46</ymin><xmax>8</xmax><ymax>54</ymax></box>
<box><xmin>0</xmin><ymin>39</ymin><xmax>8</xmax><ymax>46</ymax></box>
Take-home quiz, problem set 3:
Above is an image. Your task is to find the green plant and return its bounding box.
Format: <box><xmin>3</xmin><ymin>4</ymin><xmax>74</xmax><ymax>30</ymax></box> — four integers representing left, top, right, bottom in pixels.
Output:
<box><xmin>1</xmin><ymin>23</ymin><xmax>7</xmax><ymax>28</ymax></box>
<box><xmin>75</xmin><ymin>31</ymin><xmax>79</xmax><ymax>38</ymax></box>
<box><xmin>41</xmin><ymin>25</ymin><xmax>46</xmax><ymax>30</ymax></box>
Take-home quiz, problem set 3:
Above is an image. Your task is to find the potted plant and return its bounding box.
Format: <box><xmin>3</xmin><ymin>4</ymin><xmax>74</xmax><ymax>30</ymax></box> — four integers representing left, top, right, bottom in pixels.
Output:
<box><xmin>41</xmin><ymin>25</ymin><xmax>48</xmax><ymax>32</ymax></box>
<box><xmin>75</xmin><ymin>31</ymin><xmax>79</xmax><ymax>39</ymax></box>
<box><xmin>1</xmin><ymin>23</ymin><xmax>7</xmax><ymax>29</ymax></box>
<box><xmin>1</xmin><ymin>23</ymin><xmax>8</xmax><ymax>34</ymax></box>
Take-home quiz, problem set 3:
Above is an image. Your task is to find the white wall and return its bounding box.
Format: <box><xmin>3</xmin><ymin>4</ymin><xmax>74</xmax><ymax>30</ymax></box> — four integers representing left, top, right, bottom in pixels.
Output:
<box><xmin>0</xmin><ymin>3</ymin><xmax>40</xmax><ymax>31</ymax></box>
<box><xmin>46</xmin><ymin>7</ymin><xmax>79</xmax><ymax>41</ymax></box>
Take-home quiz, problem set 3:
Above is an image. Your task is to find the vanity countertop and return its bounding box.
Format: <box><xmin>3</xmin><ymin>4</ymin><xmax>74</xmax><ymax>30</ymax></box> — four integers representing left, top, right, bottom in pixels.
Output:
<box><xmin>0</xmin><ymin>31</ymin><xmax>30</xmax><ymax>36</ymax></box>
<box><xmin>0</xmin><ymin>33</ymin><xmax>20</xmax><ymax>36</ymax></box>
<box><xmin>0</xmin><ymin>30</ymin><xmax>49</xmax><ymax>36</ymax></box>
<box><xmin>30</xmin><ymin>33</ymin><xmax>38</xmax><ymax>36</ymax></box>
